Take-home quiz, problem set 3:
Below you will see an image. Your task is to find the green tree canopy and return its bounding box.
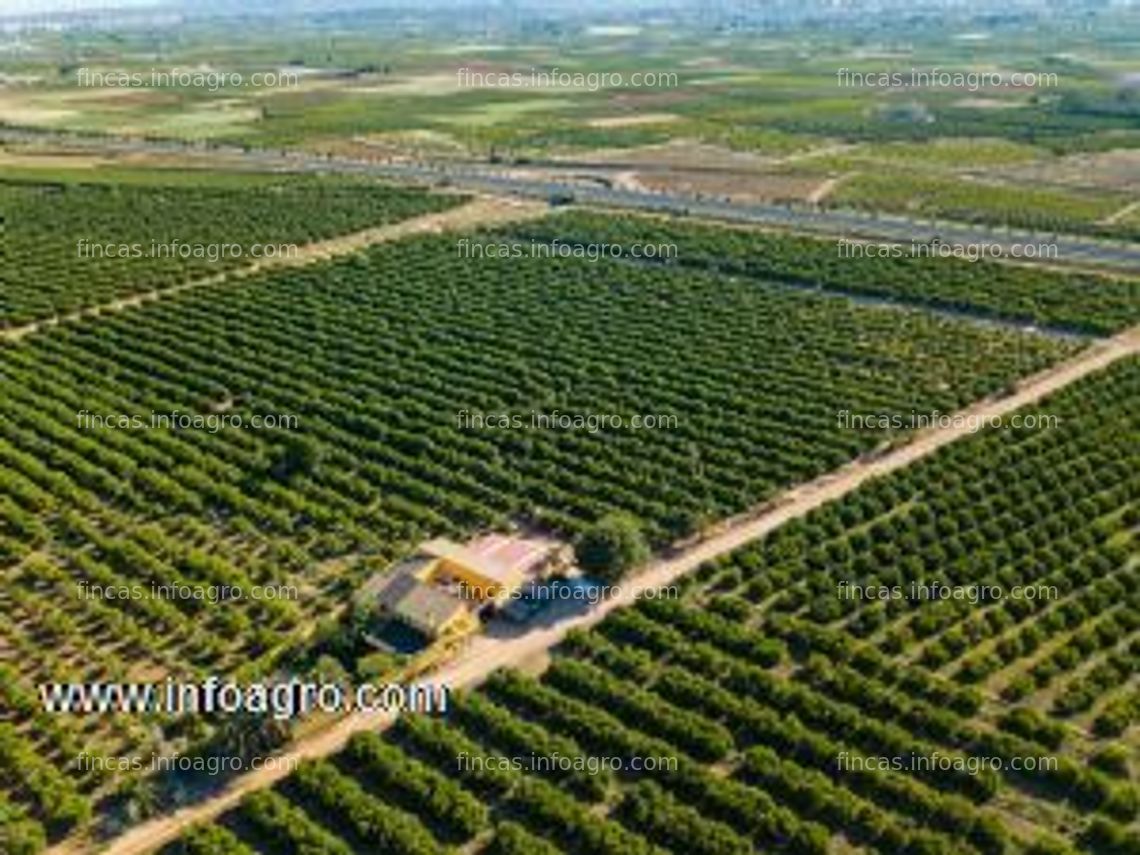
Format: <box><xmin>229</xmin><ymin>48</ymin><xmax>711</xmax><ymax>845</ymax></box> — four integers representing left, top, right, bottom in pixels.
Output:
<box><xmin>575</xmin><ymin>513</ymin><xmax>650</xmax><ymax>583</ymax></box>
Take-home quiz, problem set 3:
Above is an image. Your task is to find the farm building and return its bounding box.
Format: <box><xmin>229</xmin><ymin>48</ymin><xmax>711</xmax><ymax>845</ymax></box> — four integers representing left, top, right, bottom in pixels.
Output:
<box><xmin>357</xmin><ymin>534</ymin><xmax>566</xmax><ymax>640</ymax></box>
<box><xmin>369</xmin><ymin>567</ymin><xmax>477</xmax><ymax>639</ymax></box>
<box><xmin>419</xmin><ymin>536</ymin><xmax>529</xmax><ymax>602</ymax></box>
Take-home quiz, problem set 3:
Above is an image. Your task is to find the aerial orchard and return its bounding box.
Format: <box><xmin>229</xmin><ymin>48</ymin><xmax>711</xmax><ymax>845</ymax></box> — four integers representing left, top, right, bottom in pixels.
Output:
<box><xmin>1</xmin><ymin>176</ymin><xmax>462</xmax><ymax>329</ymax></box>
<box><xmin>0</xmin><ymin>181</ymin><xmax>1119</xmax><ymax>853</ymax></box>
<box><xmin>160</xmin><ymin>357</ymin><xmax>1140</xmax><ymax>855</ymax></box>
<box><xmin>513</xmin><ymin>211</ymin><xmax>1140</xmax><ymax>335</ymax></box>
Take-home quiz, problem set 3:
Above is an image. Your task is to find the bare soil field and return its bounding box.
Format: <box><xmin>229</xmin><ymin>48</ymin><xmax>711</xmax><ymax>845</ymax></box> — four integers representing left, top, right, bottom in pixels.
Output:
<box><xmin>634</xmin><ymin>167</ymin><xmax>822</xmax><ymax>203</ymax></box>
<box><xmin>546</xmin><ymin>139</ymin><xmax>829</xmax><ymax>202</ymax></box>
<box><xmin>552</xmin><ymin>139</ymin><xmax>790</xmax><ymax>175</ymax></box>
<box><xmin>586</xmin><ymin>112</ymin><xmax>680</xmax><ymax>128</ymax></box>
<box><xmin>0</xmin><ymin>98</ymin><xmax>76</xmax><ymax>125</ymax></box>
<box><xmin>953</xmin><ymin>96</ymin><xmax>1029</xmax><ymax>109</ymax></box>
<box><xmin>0</xmin><ymin>149</ymin><xmax>109</xmax><ymax>169</ymax></box>
<box><xmin>992</xmin><ymin>147</ymin><xmax>1140</xmax><ymax>193</ymax></box>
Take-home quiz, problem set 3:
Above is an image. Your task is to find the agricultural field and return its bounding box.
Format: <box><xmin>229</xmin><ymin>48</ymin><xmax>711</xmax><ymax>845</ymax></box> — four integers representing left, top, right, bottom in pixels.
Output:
<box><xmin>5</xmin><ymin>6</ymin><xmax>1140</xmax><ymax>242</ymax></box>
<box><xmin>826</xmin><ymin>172</ymin><xmax>1139</xmax><ymax>244</ymax></box>
<box><xmin>159</xmin><ymin>356</ymin><xmax>1139</xmax><ymax>855</ymax></box>
<box><xmin>0</xmin><ymin>197</ymin><xmax>1081</xmax><ymax>849</ymax></box>
<box><xmin>1</xmin><ymin>171</ymin><xmax>463</xmax><ymax>329</ymax></box>
<box><xmin>510</xmin><ymin>212</ymin><xmax>1140</xmax><ymax>335</ymax></box>
<box><xmin>2</xmin><ymin>6</ymin><xmax>1138</xmax><ymax>163</ymax></box>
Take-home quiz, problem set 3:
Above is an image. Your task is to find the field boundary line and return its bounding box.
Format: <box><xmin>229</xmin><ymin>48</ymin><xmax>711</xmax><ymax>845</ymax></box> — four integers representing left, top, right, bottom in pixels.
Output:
<box><xmin>1098</xmin><ymin>200</ymin><xmax>1140</xmax><ymax>227</ymax></box>
<box><xmin>806</xmin><ymin>170</ymin><xmax>857</xmax><ymax>205</ymax></box>
<box><xmin>50</xmin><ymin>322</ymin><xmax>1140</xmax><ymax>855</ymax></box>
<box><xmin>2</xmin><ymin>195</ymin><xmax>548</xmax><ymax>344</ymax></box>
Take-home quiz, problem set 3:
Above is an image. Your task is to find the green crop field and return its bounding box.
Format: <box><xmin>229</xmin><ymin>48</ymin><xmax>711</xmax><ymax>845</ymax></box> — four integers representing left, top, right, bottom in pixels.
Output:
<box><xmin>0</xmin><ymin>181</ymin><xmax>1083</xmax><ymax>850</ymax></box>
<box><xmin>827</xmin><ymin>173</ymin><xmax>1138</xmax><ymax>243</ymax></box>
<box><xmin>510</xmin><ymin>212</ymin><xmax>1140</xmax><ymax>335</ymax></box>
<box><xmin>157</xmin><ymin>357</ymin><xmax>1139</xmax><ymax>855</ymax></box>
<box><xmin>1</xmin><ymin>174</ymin><xmax>462</xmax><ymax>328</ymax></box>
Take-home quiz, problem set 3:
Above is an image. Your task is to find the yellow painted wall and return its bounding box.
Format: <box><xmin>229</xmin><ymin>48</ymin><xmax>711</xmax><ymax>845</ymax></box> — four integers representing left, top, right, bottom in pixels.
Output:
<box><xmin>435</xmin><ymin>559</ymin><xmax>507</xmax><ymax>600</ymax></box>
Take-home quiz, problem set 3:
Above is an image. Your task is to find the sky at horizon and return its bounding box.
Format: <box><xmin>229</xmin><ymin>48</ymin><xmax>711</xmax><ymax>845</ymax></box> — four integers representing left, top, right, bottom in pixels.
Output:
<box><xmin>1</xmin><ymin>0</ymin><xmax>162</xmax><ymax>13</ymax></box>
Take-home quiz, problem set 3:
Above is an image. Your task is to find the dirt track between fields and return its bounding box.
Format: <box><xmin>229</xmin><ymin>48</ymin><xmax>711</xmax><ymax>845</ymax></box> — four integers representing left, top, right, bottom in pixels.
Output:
<box><xmin>807</xmin><ymin>171</ymin><xmax>857</xmax><ymax>204</ymax></box>
<box><xmin>2</xmin><ymin>195</ymin><xmax>547</xmax><ymax>344</ymax></box>
<box><xmin>1099</xmin><ymin>200</ymin><xmax>1140</xmax><ymax>227</ymax></box>
<box><xmin>52</xmin><ymin>321</ymin><xmax>1140</xmax><ymax>855</ymax></box>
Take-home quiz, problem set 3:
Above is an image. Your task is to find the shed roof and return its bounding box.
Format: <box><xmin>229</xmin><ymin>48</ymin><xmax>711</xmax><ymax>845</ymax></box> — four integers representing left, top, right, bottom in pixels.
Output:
<box><xmin>421</xmin><ymin>537</ymin><xmax>525</xmax><ymax>587</ymax></box>
<box><xmin>396</xmin><ymin>583</ymin><xmax>469</xmax><ymax>633</ymax></box>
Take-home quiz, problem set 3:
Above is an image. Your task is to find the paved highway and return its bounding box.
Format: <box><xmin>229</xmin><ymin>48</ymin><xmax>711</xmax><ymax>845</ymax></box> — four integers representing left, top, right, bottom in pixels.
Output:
<box><xmin>6</xmin><ymin>129</ymin><xmax>1140</xmax><ymax>272</ymax></box>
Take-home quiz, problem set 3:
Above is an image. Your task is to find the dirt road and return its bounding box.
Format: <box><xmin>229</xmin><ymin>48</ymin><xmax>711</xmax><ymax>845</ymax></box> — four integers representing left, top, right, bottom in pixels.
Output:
<box><xmin>806</xmin><ymin>171</ymin><xmax>857</xmax><ymax>205</ymax></box>
<box><xmin>54</xmin><ymin>321</ymin><xmax>1140</xmax><ymax>855</ymax></box>
<box><xmin>1099</xmin><ymin>200</ymin><xmax>1140</xmax><ymax>227</ymax></box>
<box><xmin>3</xmin><ymin>195</ymin><xmax>547</xmax><ymax>344</ymax></box>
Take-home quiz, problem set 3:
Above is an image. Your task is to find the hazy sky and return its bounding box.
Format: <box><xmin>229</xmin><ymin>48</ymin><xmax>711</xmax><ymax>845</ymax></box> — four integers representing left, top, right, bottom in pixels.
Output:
<box><xmin>0</xmin><ymin>0</ymin><xmax>163</xmax><ymax>13</ymax></box>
